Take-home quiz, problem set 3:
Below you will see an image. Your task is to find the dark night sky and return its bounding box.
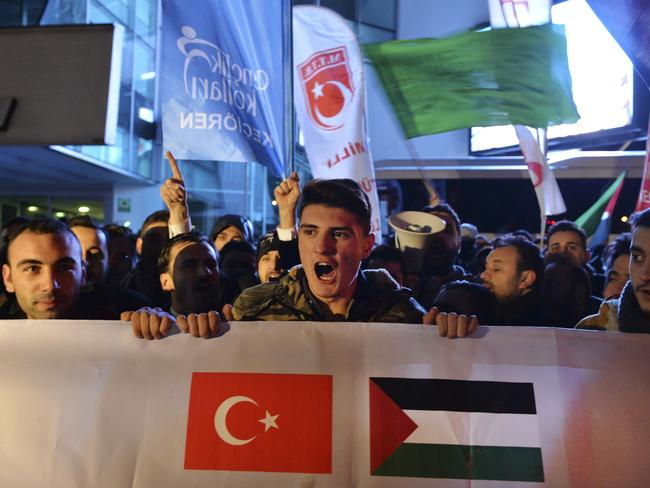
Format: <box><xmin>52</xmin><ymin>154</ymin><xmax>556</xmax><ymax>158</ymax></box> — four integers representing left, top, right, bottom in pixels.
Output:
<box><xmin>399</xmin><ymin>177</ymin><xmax>641</xmax><ymax>234</ymax></box>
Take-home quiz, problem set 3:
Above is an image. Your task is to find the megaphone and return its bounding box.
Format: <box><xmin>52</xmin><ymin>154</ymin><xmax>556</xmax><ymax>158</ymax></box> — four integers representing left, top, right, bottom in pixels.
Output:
<box><xmin>388</xmin><ymin>211</ymin><xmax>446</xmax><ymax>274</ymax></box>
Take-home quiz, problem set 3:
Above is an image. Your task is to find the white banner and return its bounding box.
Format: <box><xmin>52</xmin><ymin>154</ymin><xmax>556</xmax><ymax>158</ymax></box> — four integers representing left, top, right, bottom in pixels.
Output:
<box><xmin>293</xmin><ymin>6</ymin><xmax>382</xmax><ymax>240</ymax></box>
<box><xmin>1</xmin><ymin>321</ymin><xmax>650</xmax><ymax>487</ymax></box>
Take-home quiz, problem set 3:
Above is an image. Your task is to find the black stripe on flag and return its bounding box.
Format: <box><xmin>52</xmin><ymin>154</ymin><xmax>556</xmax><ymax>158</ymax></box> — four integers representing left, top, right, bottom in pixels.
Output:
<box><xmin>371</xmin><ymin>378</ymin><xmax>536</xmax><ymax>414</ymax></box>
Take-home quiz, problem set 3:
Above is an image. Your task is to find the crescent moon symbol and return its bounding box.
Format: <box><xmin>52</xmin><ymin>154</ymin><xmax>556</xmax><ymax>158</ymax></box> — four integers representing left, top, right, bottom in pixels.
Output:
<box><xmin>313</xmin><ymin>80</ymin><xmax>353</xmax><ymax>129</ymax></box>
<box><xmin>214</xmin><ymin>395</ymin><xmax>258</xmax><ymax>446</ymax></box>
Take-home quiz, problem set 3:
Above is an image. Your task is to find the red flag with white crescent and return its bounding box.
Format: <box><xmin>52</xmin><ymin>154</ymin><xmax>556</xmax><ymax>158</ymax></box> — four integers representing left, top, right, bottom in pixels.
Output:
<box><xmin>184</xmin><ymin>372</ymin><xmax>332</xmax><ymax>473</ymax></box>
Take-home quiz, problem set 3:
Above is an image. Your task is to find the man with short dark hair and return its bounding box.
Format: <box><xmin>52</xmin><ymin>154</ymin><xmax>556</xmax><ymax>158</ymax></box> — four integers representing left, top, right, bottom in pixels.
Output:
<box><xmin>578</xmin><ymin>209</ymin><xmax>650</xmax><ymax>332</ymax></box>
<box><xmin>125</xmin><ymin>232</ymin><xmax>230</xmax><ymax>339</ymax></box>
<box><xmin>2</xmin><ymin>218</ymin><xmax>84</xmax><ymax>319</ymax></box>
<box><xmin>137</xmin><ymin>179</ymin><xmax>478</xmax><ymax>339</ymax></box>
<box><xmin>68</xmin><ymin>215</ymin><xmax>109</xmax><ymax>285</ymax></box>
<box><xmin>1</xmin><ymin>218</ymin><xmax>116</xmax><ymax>319</ymax></box>
<box><xmin>233</xmin><ymin>179</ymin><xmax>476</xmax><ymax>338</ymax></box>
<box><xmin>546</xmin><ymin>219</ymin><xmax>605</xmax><ymax>296</ymax></box>
<box><xmin>68</xmin><ymin>215</ymin><xmax>151</xmax><ymax>315</ymax></box>
<box><xmin>481</xmin><ymin>235</ymin><xmax>546</xmax><ymax>326</ymax></box>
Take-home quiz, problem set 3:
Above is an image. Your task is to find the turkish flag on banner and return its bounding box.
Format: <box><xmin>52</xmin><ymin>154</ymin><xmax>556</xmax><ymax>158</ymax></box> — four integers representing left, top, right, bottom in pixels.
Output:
<box><xmin>184</xmin><ymin>372</ymin><xmax>332</xmax><ymax>473</ymax></box>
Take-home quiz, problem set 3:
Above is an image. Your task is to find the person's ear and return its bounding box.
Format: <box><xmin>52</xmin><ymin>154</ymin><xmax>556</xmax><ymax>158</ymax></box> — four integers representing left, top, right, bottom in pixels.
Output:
<box><xmin>362</xmin><ymin>233</ymin><xmax>376</xmax><ymax>259</ymax></box>
<box><xmin>160</xmin><ymin>272</ymin><xmax>174</xmax><ymax>291</ymax></box>
<box><xmin>136</xmin><ymin>237</ymin><xmax>143</xmax><ymax>256</ymax></box>
<box><xmin>585</xmin><ymin>248</ymin><xmax>592</xmax><ymax>262</ymax></box>
<box><xmin>2</xmin><ymin>264</ymin><xmax>14</xmax><ymax>293</ymax></box>
<box><xmin>519</xmin><ymin>270</ymin><xmax>537</xmax><ymax>290</ymax></box>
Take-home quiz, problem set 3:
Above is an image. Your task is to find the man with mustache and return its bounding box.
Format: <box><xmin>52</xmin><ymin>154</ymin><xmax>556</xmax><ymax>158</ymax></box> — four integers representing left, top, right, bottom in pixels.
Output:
<box><xmin>578</xmin><ymin>208</ymin><xmax>650</xmax><ymax>332</ymax></box>
<box><xmin>480</xmin><ymin>236</ymin><xmax>546</xmax><ymax>326</ymax></box>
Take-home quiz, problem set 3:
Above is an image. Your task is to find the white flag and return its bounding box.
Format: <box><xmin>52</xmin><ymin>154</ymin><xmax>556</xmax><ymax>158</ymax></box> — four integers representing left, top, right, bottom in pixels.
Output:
<box><xmin>489</xmin><ymin>0</ymin><xmax>566</xmax><ymax>216</ymax></box>
<box><xmin>293</xmin><ymin>6</ymin><xmax>382</xmax><ymax>240</ymax></box>
<box><xmin>515</xmin><ymin>126</ymin><xmax>567</xmax><ymax>215</ymax></box>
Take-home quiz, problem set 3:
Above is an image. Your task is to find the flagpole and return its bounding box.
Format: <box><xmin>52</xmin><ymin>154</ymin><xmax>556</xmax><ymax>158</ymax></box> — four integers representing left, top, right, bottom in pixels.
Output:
<box><xmin>537</xmin><ymin>127</ymin><xmax>547</xmax><ymax>249</ymax></box>
<box><xmin>284</xmin><ymin>0</ymin><xmax>295</xmax><ymax>176</ymax></box>
<box><xmin>404</xmin><ymin>139</ymin><xmax>440</xmax><ymax>206</ymax></box>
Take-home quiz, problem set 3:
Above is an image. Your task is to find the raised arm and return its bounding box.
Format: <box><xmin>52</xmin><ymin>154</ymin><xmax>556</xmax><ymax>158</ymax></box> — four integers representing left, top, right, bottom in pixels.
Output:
<box><xmin>160</xmin><ymin>150</ymin><xmax>192</xmax><ymax>236</ymax></box>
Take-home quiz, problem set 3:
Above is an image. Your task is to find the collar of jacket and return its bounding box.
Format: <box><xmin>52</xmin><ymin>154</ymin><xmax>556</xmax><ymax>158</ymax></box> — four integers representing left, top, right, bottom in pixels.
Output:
<box><xmin>500</xmin><ymin>288</ymin><xmax>544</xmax><ymax>326</ymax></box>
<box><xmin>272</xmin><ymin>265</ymin><xmax>378</xmax><ymax>321</ymax></box>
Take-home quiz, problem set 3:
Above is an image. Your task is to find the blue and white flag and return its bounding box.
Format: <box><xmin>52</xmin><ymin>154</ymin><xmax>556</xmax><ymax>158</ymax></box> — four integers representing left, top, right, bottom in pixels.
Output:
<box><xmin>161</xmin><ymin>0</ymin><xmax>288</xmax><ymax>177</ymax></box>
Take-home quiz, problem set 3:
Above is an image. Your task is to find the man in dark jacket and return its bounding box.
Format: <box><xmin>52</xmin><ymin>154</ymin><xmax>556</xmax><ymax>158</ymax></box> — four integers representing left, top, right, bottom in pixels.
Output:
<box><xmin>233</xmin><ymin>179</ymin><xmax>428</xmax><ymax>324</ymax></box>
<box><xmin>126</xmin><ymin>232</ymin><xmax>228</xmax><ymax>339</ymax></box>
<box><xmin>481</xmin><ymin>235</ymin><xmax>547</xmax><ymax>326</ymax></box>
<box><xmin>1</xmin><ymin>218</ymin><xmax>116</xmax><ymax>320</ymax></box>
<box><xmin>133</xmin><ymin>179</ymin><xmax>478</xmax><ymax>339</ymax></box>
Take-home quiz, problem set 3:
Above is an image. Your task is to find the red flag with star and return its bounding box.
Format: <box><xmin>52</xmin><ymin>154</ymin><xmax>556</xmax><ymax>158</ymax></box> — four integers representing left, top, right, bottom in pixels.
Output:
<box><xmin>184</xmin><ymin>372</ymin><xmax>332</xmax><ymax>473</ymax></box>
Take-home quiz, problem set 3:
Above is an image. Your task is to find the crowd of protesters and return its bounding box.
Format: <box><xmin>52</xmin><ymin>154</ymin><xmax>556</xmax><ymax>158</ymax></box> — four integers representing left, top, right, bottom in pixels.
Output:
<box><xmin>1</xmin><ymin>161</ymin><xmax>648</xmax><ymax>338</ymax></box>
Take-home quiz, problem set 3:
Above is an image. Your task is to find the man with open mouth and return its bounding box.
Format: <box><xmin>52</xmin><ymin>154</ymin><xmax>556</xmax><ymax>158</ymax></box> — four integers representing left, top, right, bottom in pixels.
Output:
<box><xmin>231</xmin><ymin>178</ymin><xmax>476</xmax><ymax>336</ymax></box>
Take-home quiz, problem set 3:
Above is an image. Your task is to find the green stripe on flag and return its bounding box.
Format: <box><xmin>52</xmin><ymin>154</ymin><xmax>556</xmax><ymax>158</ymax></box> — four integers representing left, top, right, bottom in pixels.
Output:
<box><xmin>364</xmin><ymin>24</ymin><xmax>578</xmax><ymax>138</ymax></box>
<box><xmin>575</xmin><ymin>172</ymin><xmax>626</xmax><ymax>237</ymax></box>
<box><xmin>373</xmin><ymin>443</ymin><xmax>544</xmax><ymax>482</ymax></box>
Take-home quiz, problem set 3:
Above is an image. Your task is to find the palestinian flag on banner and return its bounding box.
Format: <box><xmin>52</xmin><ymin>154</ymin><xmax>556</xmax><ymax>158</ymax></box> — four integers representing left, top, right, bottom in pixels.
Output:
<box><xmin>370</xmin><ymin>377</ymin><xmax>544</xmax><ymax>482</ymax></box>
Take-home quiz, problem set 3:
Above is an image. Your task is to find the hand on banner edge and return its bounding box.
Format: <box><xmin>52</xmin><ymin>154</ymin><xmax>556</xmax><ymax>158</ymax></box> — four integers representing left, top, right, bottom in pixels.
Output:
<box><xmin>176</xmin><ymin>304</ymin><xmax>234</xmax><ymax>339</ymax></box>
<box><xmin>423</xmin><ymin>306</ymin><xmax>479</xmax><ymax>338</ymax></box>
<box><xmin>122</xmin><ymin>307</ymin><xmax>176</xmax><ymax>340</ymax></box>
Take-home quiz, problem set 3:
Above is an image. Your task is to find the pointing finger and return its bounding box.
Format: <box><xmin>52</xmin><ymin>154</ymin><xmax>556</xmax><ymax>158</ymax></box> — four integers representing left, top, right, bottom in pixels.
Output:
<box><xmin>165</xmin><ymin>150</ymin><xmax>183</xmax><ymax>181</ymax></box>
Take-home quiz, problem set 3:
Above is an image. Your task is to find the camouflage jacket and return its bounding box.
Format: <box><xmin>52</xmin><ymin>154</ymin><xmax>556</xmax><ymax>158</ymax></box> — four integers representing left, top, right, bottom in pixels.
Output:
<box><xmin>233</xmin><ymin>266</ymin><xmax>425</xmax><ymax>323</ymax></box>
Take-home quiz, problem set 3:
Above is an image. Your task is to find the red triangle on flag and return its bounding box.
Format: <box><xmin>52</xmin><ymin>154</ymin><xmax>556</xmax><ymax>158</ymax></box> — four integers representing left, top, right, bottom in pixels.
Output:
<box><xmin>369</xmin><ymin>378</ymin><xmax>418</xmax><ymax>473</ymax></box>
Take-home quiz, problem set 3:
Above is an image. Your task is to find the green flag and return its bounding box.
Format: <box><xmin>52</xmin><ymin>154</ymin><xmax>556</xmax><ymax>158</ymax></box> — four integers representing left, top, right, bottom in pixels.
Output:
<box><xmin>575</xmin><ymin>172</ymin><xmax>627</xmax><ymax>237</ymax></box>
<box><xmin>364</xmin><ymin>24</ymin><xmax>579</xmax><ymax>138</ymax></box>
